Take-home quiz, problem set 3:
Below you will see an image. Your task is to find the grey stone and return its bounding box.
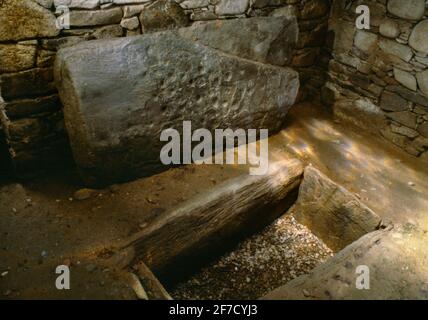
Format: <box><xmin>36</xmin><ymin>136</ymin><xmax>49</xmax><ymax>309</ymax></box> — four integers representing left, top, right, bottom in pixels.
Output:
<box><xmin>330</xmin><ymin>19</ymin><xmax>355</xmax><ymax>53</ymax></box>
<box><xmin>409</xmin><ymin>20</ymin><xmax>428</xmax><ymax>55</ymax></box>
<box><xmin>54</xmin><ymin>33</ymin><xmax>299</xmax><ymax>185</ymax></box>
<box><xmin>391</xmin><ymin>124</ymin><xmax>419</xmax><ymax>139</ymax></box>
<box><xmin>177</xmin><ymin>16</ymin><xmax>298</xmax><ymax>66</ymax></box>
<box><xmin>387</xmin><ymin>111</ymin><xmax>418</xmax><ymax>129</ymax></box>
<box><xmin>215</xmin><ymin>0</ymin><xmax>249</xmax><ymax>16</ymax></box>
<box><xmin>387</xmin><ymin>85</ymin><xmax>428</xmax><ymax>108</ymax></box>
<box><xmin>190</xmin><ymin>10</ymin><xmax>217</xmax><ymax>21</ymax></box>
<box><xmin>123</xmin><ymin>4</ymin><xmax>146</xmax><ymax>18</ymax></box>
<box><xmin>380</xmin><ymin>91</ymin><xmax>409</xmax><ymax>112</ymax></box>
<box><xmin>92</xmin><ymin>25</ymin><xmax>124</xmax><ymax>39</ymax></box>
<box><xmin>0</xmin><ymin>0</ymin><xmax>60</xmax><ymax>41</ymax></box>
<box><xmin>69</xmin><ymin>7</ymin><xmax>123</xmax><ymax>27</ymax></box>
<box><xmin>36</xmin><ymin>0</ymin><xmax>54</xmax><ymax>8</ymax></box>
<box><xmin>263</xmin><ymin>224</ymin><xmax>428</xmax><ymax>300</ymax></box>
<box><xmin>120</xmin><ymin>17</ymin><xmax>140</xmax><ymax>30</ymax></box>
<box><xmin>180</xmin><ymin>0</ymin><xmax>210</xmax><ymax>9</ymax></box>
<box><xmin>54</xmin><ymin>0</ymin><xmax>100</xmax><ymax>9</ymax></box>
<box><xmin>394</xmin><ymin>68</ymin><xmax>417</xmax><ymax>91</ymax></box>
<box><xmin>379</xmin><ymin>19</ymin><xmax>400</xmax><ymax>39</ymax></box>
<box><xmin>379</xmin><ymin>39</ymin><xmax>413</xmax><ymax>62</ymax></box>
<box><xmin>416</xmin><ymin>70</ymin><xmax>428</xmax><ymax>97</ymax></box>
<box><xmin>139</xmin><ymin>0</ymin><xmax>190</xmax><ymax>33</ymax></box>
<box><xmin>293</xmin><ymin>167</ymin><xmax>381</xmax><ymax>252</ymax></box>
<box><xmin>387</xmin><ymin>0</ymin><xmax>425</xmax><ymax>20</ymax></box>
<box><xmin>354</xmin><ymin>31</ymin><xmax>378</xmax><ymax>53</ymax></box>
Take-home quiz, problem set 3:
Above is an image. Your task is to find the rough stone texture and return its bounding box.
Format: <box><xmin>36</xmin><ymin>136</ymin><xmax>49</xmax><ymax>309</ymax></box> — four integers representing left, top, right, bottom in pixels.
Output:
<box><xmin>0</xmin><ymin>0</ymin><xmax>331</xmax><ymax>175</ymax></box>
<box><xmin>215</xmin><ymin>0</ymin><xmax>250</xmax><ymax>16</ymax></box>
<box><xmin>0</xmin><ymin>44</ymin><xmax>37</xmax><ymax>73</ymax></box>
<box><xmin>69</xmin><ymin>7</ymin><xmax>123</xmax><ymax>27</ymax></box>
<box><xmin>379</xmin><ymin>39</ymin><xmax>413</xmax><ymax>62</ymax></box>
<box><xmin>177</xmin><ymin>16</ymin><xmax>298</xmax><ymax>67</ymax></box>
<box><xmin>354</xmin><ymin>31</ymin><xmax>378</xmax><ymax>53</ymax></box>
<box><xmin>387</xmin><ymin>0</ymin><xmax>425</xmax><ymax>21</ymax></box>
<box><xmin>380</xmin><ymin>91</ymin><xmax>408</xmax><ymax>112</ymax></box>
<box><xmin>417</xmin><ymin>70</ymin><xmax>428</xmax><ymax>97</ymax></box>
<box><xmin>54</xmin><ymin>33</ymin><xmax>299</xmax><ymax>185</ymax></box>
<box><xmin>263</xmin><ymin>224</ymin><xmax>428</xmax><ymax>300</ymax></box>
<box><xmin>293</xmin><ymin>167</ymin><xmax>381</xmax><ymax>252</ymax></box>
<box><xmin>54</xmin><ymin>0</ymin><xmax>100</xmax><ymax>10</ymax></box>
<box><xmin>394</xmin><ymin>68</ymin><xmax>417</xmax><ymax>91</ymax></box>
<box><xmin>0</xmin><ymin>68</ymin><xmax>56</xmax><ymax>101</ymax></box>
<box><xmin>3</xmin><ymin>95</ymin><xmax>61</xmax><ymax>121</ymax></box>
<box><xmin>0</xmin><ymin>0</ymin><xmax>60</xmax><ymax>41</ymax></box>
<box><xmin>326</xmin><ymin>0</ymin><xmax>428</xmax><ymax>160</ymax></box>
<box><xmin>379</xmin><ymin>20</ymin><xmax>400</xmax><ymax>39</ymax></box>
<box><xmin>140</xmin><ymin>0</ymin><xmax>190</xmax><ymax>32</ymax></box>
<box><xmin>299</xmin><ymin>0</ymin><xmax>329</xmax><ymax>20</ymax></box>
<box><xmin>409</xmin><ymin>20</ymin><xmax>428</xmax><ymax>54</ymax></box>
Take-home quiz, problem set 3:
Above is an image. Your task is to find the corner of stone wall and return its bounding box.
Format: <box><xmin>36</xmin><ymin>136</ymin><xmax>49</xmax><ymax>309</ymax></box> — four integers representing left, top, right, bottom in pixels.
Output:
<box><xmin>323</xmin><ymin>0</ymin><xmax>428</xmax><ymax>160</ymax></box>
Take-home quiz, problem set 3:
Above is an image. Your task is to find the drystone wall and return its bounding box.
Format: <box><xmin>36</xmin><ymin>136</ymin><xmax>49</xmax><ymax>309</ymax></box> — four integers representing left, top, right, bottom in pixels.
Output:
<box><xmin>0</xmin><ymin>0</ymin><xmax>330</xmax><ymax>176</ymax></box>
<box><xmin>325</xmin><ymin>0</ymin><xmax>428</xmax><ymax>160</ymax></box>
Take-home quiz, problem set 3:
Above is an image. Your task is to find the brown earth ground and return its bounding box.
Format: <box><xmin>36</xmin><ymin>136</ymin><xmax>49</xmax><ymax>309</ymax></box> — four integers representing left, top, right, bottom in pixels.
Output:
<box><xmin>1</xmin><ymin>102</ymin><xmax>428</xmax><ymax>299</ymax></box>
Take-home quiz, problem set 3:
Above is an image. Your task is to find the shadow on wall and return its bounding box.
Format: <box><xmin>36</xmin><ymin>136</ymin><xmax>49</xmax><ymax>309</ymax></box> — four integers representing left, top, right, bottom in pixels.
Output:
<box><xmin>0</xmin><ymin>126</ymin><xmax>12</xmax><ymax>180</ymax></box>
<box><xmin>321</xmin><ymin>0</ymin><xmax>428</xmax><ymax>160</ymax></box>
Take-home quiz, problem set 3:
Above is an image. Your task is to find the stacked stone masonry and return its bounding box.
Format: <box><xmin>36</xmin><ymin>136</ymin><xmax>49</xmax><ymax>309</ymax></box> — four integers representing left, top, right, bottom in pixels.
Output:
<box><xmin>0</xmin><ymin>0</ymin><xmax>331</xmax><ymax>175</ymax></box>
<box><xmin>325</xmin><ymin>0</ymin><xmax>428</xmax><ymax>160</ymax></box>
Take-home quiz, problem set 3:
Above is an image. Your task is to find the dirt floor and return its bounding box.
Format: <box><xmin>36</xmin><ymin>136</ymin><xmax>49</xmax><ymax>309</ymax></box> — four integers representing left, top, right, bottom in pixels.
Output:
<box><xmin>1</xmin><ymin>102</ymin><xmax>428</xmax><ymax>299</ymax></box>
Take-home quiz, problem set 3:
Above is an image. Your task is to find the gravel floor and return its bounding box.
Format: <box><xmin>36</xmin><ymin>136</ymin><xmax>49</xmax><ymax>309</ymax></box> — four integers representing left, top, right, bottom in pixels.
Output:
<box><xmin>171</xmin><ymin>209</ymin><xmax>334</xmax><ymax>300</ymax></box>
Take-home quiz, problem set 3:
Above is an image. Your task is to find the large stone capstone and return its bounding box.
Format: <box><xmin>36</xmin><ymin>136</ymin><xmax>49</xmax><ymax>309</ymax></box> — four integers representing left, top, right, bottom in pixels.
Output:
<box><xmin>55</xmin><ymin>31</ymin><xmax>299</xmax><ymax>185</ymax></box>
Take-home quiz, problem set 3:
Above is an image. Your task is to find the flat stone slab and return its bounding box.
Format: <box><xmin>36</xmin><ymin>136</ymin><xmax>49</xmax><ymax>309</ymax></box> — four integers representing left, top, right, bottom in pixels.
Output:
<box><xmin>177</xmin><ymin>16</ymin><xmax>298</xmax><ymax>66</ymax></box>
<box><xmin>263</xmin><ymin>224</ymin><xmax>428</xmax><ymax>300</ymax></box>
<box><xmin>293</xmin><ymin>167</ymin><xmax>382</xmax><ymax>252</ymax></box>
<box><xmin>55</xmin><ymin>32</ymin><xmax>299</xmax><ymax>185</ymax></box>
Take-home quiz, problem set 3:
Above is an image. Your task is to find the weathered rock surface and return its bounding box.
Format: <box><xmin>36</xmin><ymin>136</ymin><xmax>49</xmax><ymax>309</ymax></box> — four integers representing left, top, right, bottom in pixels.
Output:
<box><xmin>417</xmin><ymin>70</ymin><xmax>428</xmax><ymax>97</ymax></box>
<box><xmin>178</xmin><ymin>16</ymin><xmax>298</xmax><ymax>66</ymax></box>
<box><xmin>69</xmin><ymin>7</ymin><xmax>123</xmax><ymax>27</ymax></box>
<box><xmin>54</xmin><ymin>0</ymin><xmax>100</xmax><ymax>10</ymax></box>
<box><xmin>0</xmin><ymin>44</ymin><xmax>37</xmax><ymax>73</ymax></box>
<box><xmin>0</xmin><ymin>0</ymin><xmax>60</xmax><ymax>41</ymax></box>
<box><xmin>55</xmin><ymin>33</ymin><xmax>299</xmax><ymax>185</ymax></box>
<box><xmin>293</xmin><ymin>167</ymin><xmax>382</xmax><ymax>252</ymax></box>
<box><xmin>215</xmin><ymin>0</ymin><xmax>249</xmax><ymax>16</ymax></box>
<box><xmin>263</xmin><ymin>224</ymin><xmax>428</xmax><ymax>300</ymax></box>
<box><xmin>380</xmin><ymin>91</ymin><xmax>408</xmax><ymax>112</ymax></box>
<box><xmin>139</xmin><ymin>0</ymin><xmax>190</xmax><ymax>32</ymax></box>
<box><xmin>409</xmin><ymin>20</ymin><xmax>428</xmax><ymax>55</ymax></box>
<box><xmin>387</xmin><ymin>0</ymin><xmax>425</xmax><ymax>21</ymax></box>
<box><xmin>379</xmin><ymin>19</ymin><xmax>400</xmax><ymax>39</ymax></box>
<box><xmin>0</xmin><ymin>68</ymin><xmax>56</xmax><ymax>101</ymax></box>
